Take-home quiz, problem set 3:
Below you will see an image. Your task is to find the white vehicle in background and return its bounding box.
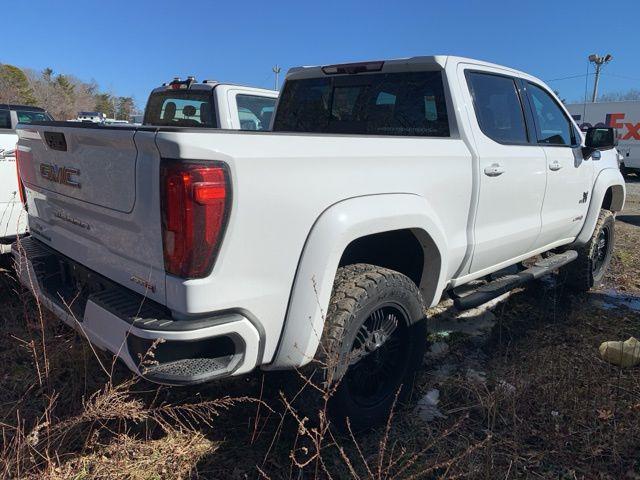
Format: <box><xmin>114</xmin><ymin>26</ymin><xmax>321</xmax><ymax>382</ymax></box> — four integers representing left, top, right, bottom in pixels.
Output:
<box><xmin>568</xmin><ymin>101</ymin><xmax>640</xmax><ymax>176</ymax></box>
<box><xmin>74</xmin><ymin>111</ymin><xmax>106</xmax><ymax>123</ymax></box>
<box><xmin>0</xmin><ymin>104</ymin><xmax>53</xmax><ymax>246</ymax></box>
<box><xmin>129</xmin><ymin>114</ymin><xmax>144</xmax><ymax>125</ymax></box>
<box><xmin>143</xmin><ymin>77</ymin><xmax>278</xmax><ymax>130</ymax></box>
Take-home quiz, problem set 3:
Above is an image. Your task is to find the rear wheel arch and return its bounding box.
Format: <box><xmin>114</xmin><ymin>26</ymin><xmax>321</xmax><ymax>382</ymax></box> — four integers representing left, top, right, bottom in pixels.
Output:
<box><xmin>267</xmin><ymin>194</ymin><xmax>448</xmax><ymax>370</ymax></box>
<box><xmin>338</xmin><ymin>227</ymin><xmax>442</xmax><ymax>307</ymax></box>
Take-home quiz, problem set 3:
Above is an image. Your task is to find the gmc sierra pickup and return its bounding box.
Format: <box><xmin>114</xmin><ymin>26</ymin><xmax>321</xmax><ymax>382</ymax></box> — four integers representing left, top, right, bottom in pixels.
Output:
<box><xmin>0</xmin><ymin>104</ymin><xmax>53</xmax><ymax>246</ymax></box>
<box><xmin>13</xmin><ymin>56</ymin><xmax>625</xmax><ymax>429</ymax></box>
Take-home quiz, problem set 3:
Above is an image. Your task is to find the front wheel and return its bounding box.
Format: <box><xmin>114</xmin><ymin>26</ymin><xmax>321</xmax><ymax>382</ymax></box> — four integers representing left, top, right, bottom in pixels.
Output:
<box><xmin>318</xmin><ymin>264</ymin><xmax>428</xmax><ymax>431</ymax></box>
<box><xmin>562</xmin><ymin>210</ymin><xmax>615</xmax><ymax>291</ymax></box>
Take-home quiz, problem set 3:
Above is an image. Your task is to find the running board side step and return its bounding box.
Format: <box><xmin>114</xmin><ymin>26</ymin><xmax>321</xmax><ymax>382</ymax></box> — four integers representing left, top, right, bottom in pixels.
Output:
<box><xmin>453</xmin><ymin>250</ymin><xmax>578</xmax><ymax>311</ymax></box>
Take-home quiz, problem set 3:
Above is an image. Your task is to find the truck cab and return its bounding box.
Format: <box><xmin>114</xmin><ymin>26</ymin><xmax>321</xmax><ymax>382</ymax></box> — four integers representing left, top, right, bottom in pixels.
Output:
<box><xmin>144</xmin><ymin>77</ymin><xmax>278</xmax><ymax>131</ymax></box>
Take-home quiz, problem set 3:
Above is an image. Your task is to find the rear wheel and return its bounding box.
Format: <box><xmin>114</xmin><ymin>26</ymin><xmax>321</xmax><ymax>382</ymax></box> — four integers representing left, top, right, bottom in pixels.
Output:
<box><xmin>318</xmin><ymin>264</ymin><xmax>427</xmax><ymax>431</ymax></box>
<box><xmin>562</xmin><ymin>210</ymin><xmax>615</xmax><ymax>291</ymax></box>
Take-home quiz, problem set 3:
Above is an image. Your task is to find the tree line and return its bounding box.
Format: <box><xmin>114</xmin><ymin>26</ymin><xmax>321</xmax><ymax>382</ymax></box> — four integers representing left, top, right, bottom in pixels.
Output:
<box><xmin>0</xmin><ymin>63</ymin><xmax>138</xmax><ymax>120</ymax></box>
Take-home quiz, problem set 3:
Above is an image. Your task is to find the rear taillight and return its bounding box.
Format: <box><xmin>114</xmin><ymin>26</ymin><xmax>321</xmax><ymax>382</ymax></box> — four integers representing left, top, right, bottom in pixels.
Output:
<box><xmin>14</xmin><ymin>145</ymin><xmax>27</xmax><ymax>208</ymax></box>
<box><xmin>160</xmin><ymin>160</ymin><xmax>230</xmax><ymax>278</ymax></box>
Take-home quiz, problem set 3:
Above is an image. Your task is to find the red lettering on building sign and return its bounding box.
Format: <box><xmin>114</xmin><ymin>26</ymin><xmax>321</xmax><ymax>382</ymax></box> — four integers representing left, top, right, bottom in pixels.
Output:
<box><xmin>623</xmin><ymin>122</ymin><xmax>640</xmax><ymax>140</ymax></box>
<box><xmin>606</xmin><ymin>112</ymin><xmax>626</xmax><ymax>129</ymax></box>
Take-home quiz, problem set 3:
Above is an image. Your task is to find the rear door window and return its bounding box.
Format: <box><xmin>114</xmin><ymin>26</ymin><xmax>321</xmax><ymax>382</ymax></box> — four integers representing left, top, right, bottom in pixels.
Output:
<box><xmin>273</xmin><ymin>71</ymin><xmax>450</xmax><ymax>137</ymax></box>
<box><xmin>0</xmin><ymin>110</ymin><xmax>11</xmax><ymax>129</ymax></box>
<box><xmin>466</xmin><ymin>72</ymin><xmax>528</xmax><ymax>144</ymax></box>
<box><xmin>144</xmin><ymin>91</ymin><xmax>216</xmax><ymax>127</ymax></box>
<box><xmin>235</xmin><ymin>94</ymin><xmax>277</xmax><ymax>130</ymax></box>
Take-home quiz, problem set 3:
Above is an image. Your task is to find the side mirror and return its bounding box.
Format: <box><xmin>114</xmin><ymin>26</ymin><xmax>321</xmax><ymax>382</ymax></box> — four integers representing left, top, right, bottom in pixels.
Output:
<box><xmin>583</xmin><ymin>127</ymin><xmax>618</xmax><ymax>159</ymax></box>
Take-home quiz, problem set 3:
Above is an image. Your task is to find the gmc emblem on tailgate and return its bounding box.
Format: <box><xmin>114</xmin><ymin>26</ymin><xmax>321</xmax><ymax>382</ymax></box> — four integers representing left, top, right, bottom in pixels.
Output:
<box><xmin>40</xmin><ymin>163</ymin><xmax>81</xmax><ymax>188</ymax></box>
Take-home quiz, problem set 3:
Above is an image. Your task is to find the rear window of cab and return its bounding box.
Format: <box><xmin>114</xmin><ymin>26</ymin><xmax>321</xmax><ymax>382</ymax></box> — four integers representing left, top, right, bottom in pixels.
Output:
<box><xmin>273</xmin><ymin>71</ymin><xmax>450</xmax><ymax>137</ymax></box>
<box><xmin>0</xmin><ymin>109</ymin><xmax>52</xmax><ymax>129</ymax></box>
<box><xmin>144</xmin><ymin>91</ymin><xmax>216</xmax><ymax>127</ymax></box>
<box><xmin>17</xmin><ymin>110</ymin><xmax>53</xmax><ymax>124</ymax></box>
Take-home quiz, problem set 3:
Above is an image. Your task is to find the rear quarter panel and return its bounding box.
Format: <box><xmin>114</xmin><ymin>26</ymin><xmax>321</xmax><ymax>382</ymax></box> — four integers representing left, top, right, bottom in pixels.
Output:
<box><xmin>155</xmin><ymin>130</ymin><xmax>473</xmax><ymax>364</ymax></box>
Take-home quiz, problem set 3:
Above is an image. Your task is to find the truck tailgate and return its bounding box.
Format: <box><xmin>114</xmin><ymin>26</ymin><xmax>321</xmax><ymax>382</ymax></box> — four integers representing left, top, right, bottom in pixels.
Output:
<box><xmin>20</xmin><ymin>126</ymin><xmax>136</xmax><ymax>212</ymax></box>
<box><xmin>16</xmin><ymin>124</ymin><xmax>166</xmax><ymax>303</ymax></box>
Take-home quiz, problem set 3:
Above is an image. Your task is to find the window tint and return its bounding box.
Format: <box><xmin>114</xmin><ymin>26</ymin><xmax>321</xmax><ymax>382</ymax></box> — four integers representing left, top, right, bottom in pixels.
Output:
<box><xmin>273</xmin><ymin>71</ymin><xmax>450</xmax><ymax>137</ymax></box>
<box><xmin>467</xmin><ymin>72</ymin><xmax>528</xmax><ymax>144</ymax></box>
<box><xmin>0</xmin><ymin>110</ymin><xmax>11</xmax><ymax>129</ymax></box>
<box><xmin>527</xmin><ymin>83</ymin><xmax>573</xmax><ymax>146</ymax></box>
<box><xmin>144</xmin><ymin>91</ymin><xmax>216</xmax><ymax>127</ymax></box>
<box><xmin>236</xmin><ymin>94</ymin><xmax>277</xmax><ymax>131</ymax></box>
<box><xmin>16</xmin><ymin>110</ymin><xmax>53</xmax><ymax>124</ymax></box>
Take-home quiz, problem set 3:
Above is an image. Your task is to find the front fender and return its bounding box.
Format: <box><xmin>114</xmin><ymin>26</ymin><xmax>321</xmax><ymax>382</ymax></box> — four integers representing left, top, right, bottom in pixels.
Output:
<box><xmin>267</xmin><ymin>193</ymin><xmax>448</xmax><ymax>369</ymax></box>
<box><xmin>574</xmin><ymin>168</ymin><xmax>625</xmax><ymax>246</ymax></box>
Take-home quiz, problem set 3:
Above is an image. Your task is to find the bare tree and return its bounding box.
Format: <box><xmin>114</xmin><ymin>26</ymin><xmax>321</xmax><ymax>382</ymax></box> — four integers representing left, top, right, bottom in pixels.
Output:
<box><xmin>0</xmin><ymin>63</ymin><xmax>137</xmax><ymax>121</ymax></box>
<box><xmin>598</xmin><ymin>89</ymin><xmax>640</xmax><ymax>102</ymax></box>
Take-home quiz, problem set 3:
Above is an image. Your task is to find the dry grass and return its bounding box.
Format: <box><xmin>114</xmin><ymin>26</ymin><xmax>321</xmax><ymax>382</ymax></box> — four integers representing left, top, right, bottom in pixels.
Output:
<box><xmin>38</xmin><ymin>431</ymin><xmax>217</xmax><ymax>480</ymax></box>
<box><xmin>0</xmin><ymin>192</ymin><xmax>639</xmax><ymax>478</ymax></box>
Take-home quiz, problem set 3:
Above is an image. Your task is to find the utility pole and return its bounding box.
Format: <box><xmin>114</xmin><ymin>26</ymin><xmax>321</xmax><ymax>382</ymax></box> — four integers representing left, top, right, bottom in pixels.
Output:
<box><xmin>272</xmin><ymin>65</ymin><xmax>281</xmax><ymax>91</ymax></box>
<box><xmin>588</xmin><ymin>53</ymin><xmax>613</xmax><ymax>102</ymax></box>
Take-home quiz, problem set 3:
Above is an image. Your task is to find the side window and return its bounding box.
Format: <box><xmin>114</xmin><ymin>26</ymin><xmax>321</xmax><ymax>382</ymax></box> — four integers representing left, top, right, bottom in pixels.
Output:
<box><xmin>236</xmin><ymin>94</ymin><xmax>278</xmax><ymax>131</ymax></box>
<box><xmin>0</xmin><ymin>110</ymin><xmax>11</xmax><ymax>129</ymax></box>
<box><xmin>467</xmin><ymin>72</ymin><xmax>528</xmax><ymax>144</ymax></box>
<box><xmin>526</xmin><ymin>83</ymin><xmax>574</xmax><ymax>146</ymax></box>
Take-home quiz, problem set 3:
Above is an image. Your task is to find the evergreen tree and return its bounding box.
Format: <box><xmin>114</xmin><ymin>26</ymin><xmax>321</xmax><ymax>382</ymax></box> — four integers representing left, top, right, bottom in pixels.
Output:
<box><xmin>0</xmin><ymin>64</ymin><xmax>37</xmax><ymax>105</ymax></box>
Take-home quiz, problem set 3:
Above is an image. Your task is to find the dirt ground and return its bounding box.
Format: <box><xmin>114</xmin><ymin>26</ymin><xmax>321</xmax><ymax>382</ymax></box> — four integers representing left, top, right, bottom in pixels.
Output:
<box><xmin>1</xmin><ymin>182</ymin><xmax>640</xmax><ymax>479</ymax></box>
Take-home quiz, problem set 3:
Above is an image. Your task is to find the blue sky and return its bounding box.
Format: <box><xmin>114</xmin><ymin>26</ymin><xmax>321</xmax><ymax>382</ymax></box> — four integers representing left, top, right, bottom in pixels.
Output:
<box><xmin>3</xmin><ymin>0</ymin><xmax>639</xmax><ymax>107</ymax></box>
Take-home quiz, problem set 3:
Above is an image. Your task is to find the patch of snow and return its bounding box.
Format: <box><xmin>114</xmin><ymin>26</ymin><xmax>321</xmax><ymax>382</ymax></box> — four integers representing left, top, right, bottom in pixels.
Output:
<box><xmin>415</xmin><ymin>388</ymin><xmax>446</xmax><ymax>422</ymax></box>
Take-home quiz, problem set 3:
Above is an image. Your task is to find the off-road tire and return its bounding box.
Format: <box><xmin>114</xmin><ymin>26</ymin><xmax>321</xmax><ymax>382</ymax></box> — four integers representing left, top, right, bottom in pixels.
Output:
<box><xmin>561</xmin><ymin>210</ymin><xmax>615</xmax><ymax>291</ymax></box>
<box><xmin>316</xmin><ymin>263</ymin><xmax>428</xmax><ymax>431</ymax></box>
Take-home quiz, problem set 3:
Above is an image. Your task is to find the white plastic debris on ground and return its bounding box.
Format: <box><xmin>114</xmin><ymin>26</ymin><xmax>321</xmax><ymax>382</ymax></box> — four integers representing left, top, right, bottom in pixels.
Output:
<box><xmin>497</xmin><ymin>379</ymin><xmax>516</xmax><ymax>395</ymax></box>
<box><xmin>415</xmin><ymin>389</ymin><xmax>447</xmax><ymax>422</ymax></box>
<box><xmin>599</xmin><ymin>337</ymin><xmax>640</xmax><ymax>367</ymax></box>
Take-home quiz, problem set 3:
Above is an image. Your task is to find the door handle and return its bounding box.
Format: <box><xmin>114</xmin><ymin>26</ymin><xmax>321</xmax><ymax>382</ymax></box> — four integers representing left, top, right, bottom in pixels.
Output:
<box><xmin>549</xmin><ymin>161</ymin><xmax>563</xmax><ymax>171</ymax></box>
<box><xmin>484</xmin><ymin>163</ymin><xmax>505</xmax><ymax>177</ymax></box>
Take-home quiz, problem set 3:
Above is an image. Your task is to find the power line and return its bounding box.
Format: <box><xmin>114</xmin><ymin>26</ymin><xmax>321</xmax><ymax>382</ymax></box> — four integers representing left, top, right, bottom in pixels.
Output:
<box><xmin>545</xmin><ymin>73</ymin><xmax>592</xmax><ymax>82</ymax></box>
<box><xmin>600</xmin><ymin>72</ymin><xmax>640</xmax><ymax>82</ymax></box>
<box><xmin>545</xmin><ymin>71</ymin><xmax>640</xmax><ymax>84</ymax></box>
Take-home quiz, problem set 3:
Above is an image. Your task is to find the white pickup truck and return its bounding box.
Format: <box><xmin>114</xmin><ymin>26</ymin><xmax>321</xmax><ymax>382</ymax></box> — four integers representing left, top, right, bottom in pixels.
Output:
<box><xmin>143</xmin><ymin>77</ymin><xmax>278</xmax><ymax>131</ymax></box>
<box><xmin>13</xmin><ymin>57</ymin><xmax>625</xmax><ymax>429</ymax></box>
<box><xmin>0</xmin><ymin>104</ymin><xmax>53</xmax><ymax>246</ymax></box>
